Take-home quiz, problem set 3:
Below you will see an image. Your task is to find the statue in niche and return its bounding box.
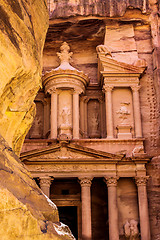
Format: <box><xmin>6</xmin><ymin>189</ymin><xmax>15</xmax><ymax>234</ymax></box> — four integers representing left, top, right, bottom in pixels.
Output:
<box><xmin>91</xmin><ymin>111</ymin><xmax>99</xmax><ymax>132</ymax></box>
<box><xmin>60</xmin><ymin>107</ymin><xmax>71</xmax><ymax>127</ymax></box>
<box><xmin>124</xmin><ymin>220</ymin><xmax>139</xmax><ymax>240</ymax></box>
<box><xmin>30</xmin><ymin>115</ymin><xmax>43</xmax><ymax>138</ymax></box>
<box><xmin>88</xmin><ymin>100</ymin><xmax>100</xmax><ymax>138</ymax></box>
<box><xmin>116</xmin><ymin>102</ymin><xmax>130</xmax><ymax>124</ymax></box>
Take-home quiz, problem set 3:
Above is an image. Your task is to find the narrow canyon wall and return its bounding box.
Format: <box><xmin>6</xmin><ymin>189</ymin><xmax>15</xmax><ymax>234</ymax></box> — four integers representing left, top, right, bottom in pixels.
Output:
<box><xmin>0</xmin><ymin>0</ymin><xmax>48</xmax><ymax>155</ymax></box>
<box><xmin>0</xmin><ymin>1</ymin><xmax>75</xmax><ymax>239</ymax></box>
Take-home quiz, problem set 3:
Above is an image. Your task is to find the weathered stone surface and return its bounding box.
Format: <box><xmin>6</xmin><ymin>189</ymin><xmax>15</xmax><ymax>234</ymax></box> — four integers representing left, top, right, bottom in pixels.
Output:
<box><xmin>0</xmin><ymin>0</ymin><xmax>48</xmax><ymax>155</ymax></box>
<box><xmin>0</xmin><ymin>134</ymin><xmax>75</xmax><ymax>240</ymax></box>
<box><xmin>49</xmin><ymin>0</ymin><xmax>150</xmax><ymax>18</ymax></box>
<box><xmin>0</xmin><ymin>1</ymin><xmax>75</xmax><ymax>239</ymax></box>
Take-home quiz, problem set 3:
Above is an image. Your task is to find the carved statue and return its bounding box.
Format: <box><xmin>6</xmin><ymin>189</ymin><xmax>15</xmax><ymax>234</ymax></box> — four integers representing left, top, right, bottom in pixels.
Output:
<box><xmin>124</xmin><ymin>220</ymin><xmax>139</xmax><ymax>240</ymax></box>
<box><xmin>60</xmin><ymin>107</ymin><xmax>71</xmax><ymax>126</ymax></box>
<box><xmin>30</xmin><ymin>115</ymin><xmax>42</xmax><ymax>138</ymax></box>
<box><xmin>91</xmin><ymin>111</ymin><xmax>99</xmax><ymax>132</ymax></box>
<box><xmin>116</xmin><ymin>102</ymin><xmax>130</xmax><ymax>124</ymax></box>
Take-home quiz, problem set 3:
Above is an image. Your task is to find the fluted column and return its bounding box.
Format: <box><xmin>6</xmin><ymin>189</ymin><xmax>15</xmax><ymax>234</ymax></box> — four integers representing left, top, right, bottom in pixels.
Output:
<box><xmin>73</xmin><ymin>90</ymin><xmax>80</xmax><ymax>139</ymax></box>
<box><xmin>50</xmin><ymin>89</ymin><xmax>58</xmax><ymax>139</ymax></box>
<box><xmin>131</xmin><ymin>85</ymin><xmax>142</xmax><ymax>138</ymax></box>
<box><xmin>135</xmin><ymin>176</ymin><xmax>150</xmax><ymax>240</ymax></box>
<box><xmin>79</xmin><ymin>177</ymin><xmax>92</xmax><ymax>240</ymax></box>
<box><xmin>39</xmin><ymin>176</ymin><xmax>52</xmax><ymax>198</ymax></box>
<box><xmin>104</xmin><ymin>177</ymin><xmax>119</xmax><ymax>240</ymax></box>
<box><xmin>104</xmin><ymin>86</ymin><xmax>114</xmax><ymax>138</ymax></box>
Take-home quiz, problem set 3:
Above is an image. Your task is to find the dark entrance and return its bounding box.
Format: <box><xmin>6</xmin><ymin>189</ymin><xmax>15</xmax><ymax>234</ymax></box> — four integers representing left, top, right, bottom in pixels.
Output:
<box><xmin>58</xmin><ymin>206</ymin><xmax>78</xmax><ymax>239</ymax></box>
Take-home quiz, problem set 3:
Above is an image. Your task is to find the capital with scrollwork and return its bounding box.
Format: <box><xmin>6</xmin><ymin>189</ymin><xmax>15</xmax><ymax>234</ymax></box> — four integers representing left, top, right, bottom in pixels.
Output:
<box><xmin>131</xmin><ymin>85</ymin><xmax>141</xmax><ymax>92</ymax></box>
<box><xmin>79</xmin><ymin>177</ymin><xmax>93</xmax><ymax>187</ymax></box>
<box><xmin>45</xmin><ymin>85</ymin><xmax>57</xmax><ymax>95</ymax></box>
<box><xmin>103</xmin><ymin>85</ymin><xmax>114</xmax><ymax>92</ymax></box>
<box><xmin>135</xmin><ymin>176</ymin><xmax>149</xmax><ymax>186</ymax></box>
<box><xmin>39</xmin><ymin>176</ymin><xmax>53</xmax><ymax>187</ymax></box>
<box><xmin>104</xmin><ymin>176</ymin><xmax>119</xmax><ymax>187</ymax></box>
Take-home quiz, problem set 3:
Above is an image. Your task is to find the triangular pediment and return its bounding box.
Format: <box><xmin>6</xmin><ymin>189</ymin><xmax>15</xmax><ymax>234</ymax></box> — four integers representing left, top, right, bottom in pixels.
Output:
<box><xmin>98</xmin><ymin>54</ymin><xmax>145</xmax><ymax>74</ymax></box>
<box><xmin>20</xmin><ymin>142</ymin><xmax>123</xmax><ymax>162</ymax></box>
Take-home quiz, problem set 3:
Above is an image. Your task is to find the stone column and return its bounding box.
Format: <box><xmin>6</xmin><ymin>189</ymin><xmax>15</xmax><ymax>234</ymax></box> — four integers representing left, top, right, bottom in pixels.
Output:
<box><xmin>84</xmin><ymin>97</ymin><xmax>88</xmax><ymax>138</ymax></box>
<box><xmin>73</xmin><ymin>90</ymin><xmax>80</xmax><ymax>139</ymax></box>
<box><xmin>104</xmin><ymin>177</ymin><xmax>119</xmax><ymax>240</ymax></box>
<box><xmin>39</xmin><ymin>176</ymin><xmax>52</xmax><ymax>198</ymax></box>
<box><xmin>135</xmin><ymin>176</ymin><xmax>150</xmax><ymax>240</ymax></box>
<box><xmin>131</xmin><ymin>86</ymin><xmax>142</xmax><ymax>138</ymax></box>
<box><xmin>50</xmin><ymin>89</ymin><xmax>58</xmax><ymax>139</ymax></box>
<box><xmin>80</xmin><ymin>97</ymin><xmax>85</xmax><ymax>137</ymax></box>
<box><xmin>79</xmin><ymin>177</ymin><xmax>92</xmax><ymax>240</ymax></box>
<box><xmin>104</xmin><ymin>86</ymin><xmax>114</xmax><ymax>138</ymax></box>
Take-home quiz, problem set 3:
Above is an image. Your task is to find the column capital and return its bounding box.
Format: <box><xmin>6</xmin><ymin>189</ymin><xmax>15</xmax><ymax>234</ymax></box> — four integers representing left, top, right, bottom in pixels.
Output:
<box><xmin>104</xmin><ymin>176</ymin><xmax>119</xmax><ymax>187</ymax></box>
<box><xmin>103</xmin><ymin>85</ymin><xmax>114</xmax><ymax>92</ymax></box>
<box><xmin>73</xmin><ymin>88</ymin><xmax>82</xmax><ymax>95</ymax></box>
<box><xmin>39</xmin><ymin>176</ymin><xmax>53</xmax><ymax>187</ymax></box>
<box><xmin>79</xmin><ymin>177</ymin><xmax>93</xmax><ymax>187</ymax></box>
<box><xmin>131</xmin><ymin>85</ymin><xmax>141</xmax><ymax>92</ymax></box>
<box><xmin>135</xmin><ymin>176</ymin><xmax>149</xmax><ymax>186</ymax></box>
<box><xmin>46</xmin><ymin>86</ymin><xmax>57</xmax><ymax>95</ymax></box>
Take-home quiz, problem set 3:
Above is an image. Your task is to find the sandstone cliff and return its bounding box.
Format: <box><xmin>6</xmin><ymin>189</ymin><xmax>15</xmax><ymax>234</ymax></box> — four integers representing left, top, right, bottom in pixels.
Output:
<box><xmin>0</xmin><ymin>1</ymin><xmax>75</xmax><ymax>239</ymax></box>
<box><xmin>0</xmin><ymin>0</ymin><xmax>48</xmax><ymax>155</ymax></box>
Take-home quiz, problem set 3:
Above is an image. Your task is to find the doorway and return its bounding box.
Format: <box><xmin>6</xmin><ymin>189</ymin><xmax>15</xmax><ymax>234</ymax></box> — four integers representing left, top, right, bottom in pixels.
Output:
<box><xmin>58</xmin><ymin>206</ymin><xmax>78</xmax><ymax>239</ymax></box>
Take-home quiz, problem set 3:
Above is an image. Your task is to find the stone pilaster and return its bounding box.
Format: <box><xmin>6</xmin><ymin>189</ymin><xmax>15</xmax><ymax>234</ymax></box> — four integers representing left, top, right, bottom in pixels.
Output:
<box><xmin>135</xmin><ymin>176</ymin><xmax>150</xmax><ymax>240</ymax></box>
<box><xmin>73</xmin><ymin>90</ymin><xmax>80</xmax><ymax>139</ymax></box>
<box><xmin>104</xmin><ymin>86</ymin><xmax>114</xmax><ymax>139</ymax></box>
<box><xmin>131</xmin><ymin>85</ymin><xmax>142</xmax><ymax>138</ymax></box>
<box><xmin>79</xmin><ymin>177</ymin><xmax>92</xmax><ymax>240</ymax></box>
<box><xmin>104</xmin><ymin>177</ymin><xmax>119</xmax><ymax>240</ymax></box>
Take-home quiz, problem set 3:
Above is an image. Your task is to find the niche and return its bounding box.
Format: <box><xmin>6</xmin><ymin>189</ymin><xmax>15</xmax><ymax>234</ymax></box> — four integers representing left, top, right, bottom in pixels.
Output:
<box><xmin>28</xmin><ymin>101</ymin><xmax>44</xmax><ymax>139</ymax></box>
<box><xmin>87</xmin><ymin>99</ymin><xmax>101</xmax><ymax>138</ymax></box>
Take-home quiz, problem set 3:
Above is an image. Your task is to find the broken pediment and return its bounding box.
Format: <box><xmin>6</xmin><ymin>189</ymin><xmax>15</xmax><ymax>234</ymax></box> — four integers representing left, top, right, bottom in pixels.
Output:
<box><xmin>20</xmin><ymin>142</ymin><xmax>123</xmax><ymax>162</ymax></box>
<box><xmin>96</xmin><ymin>46</ymin><xmax>146</xmax><ymax>85</ymax></box>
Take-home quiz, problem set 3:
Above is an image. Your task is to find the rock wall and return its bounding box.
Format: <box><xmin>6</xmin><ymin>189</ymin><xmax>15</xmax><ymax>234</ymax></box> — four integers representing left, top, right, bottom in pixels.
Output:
<box><xmin>0</xmin><ymin>135</ymin><xmax>74</xmax><ymax>240</ymax></box>
<box><xmin>0</xmin><ymin>0</ymin><xmax>48</xmax><ymax>155</ymax></box>
<box><xmin>0</xmin><ymin>1</ymin><xmax>75</xmax><ymax>239</ymax></box>
<box><xmin>49</xmin><ymin>0</ymin><xmax>150</xmax><ymax>18</ymax></box>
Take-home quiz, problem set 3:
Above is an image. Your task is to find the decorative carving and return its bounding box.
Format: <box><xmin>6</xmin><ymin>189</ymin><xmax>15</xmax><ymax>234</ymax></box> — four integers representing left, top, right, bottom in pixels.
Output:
<box><xmin>47</xmin><ymin>86</ymin><xmax>56</xmax><ymax>95</ymax></box>
<box><xmin>132</xmin><ymin>146</ymin><xmax>144</xmax><ymax>157</ymax></box>
<box><xmin>131</xmin><ymin>85</ymin><xmax>141</xmax><ymax>92</ymax></box>
<box><xmin>103</xmin><ymin>86</ymin><xmax>114</xmax><ymax>92</ymax></box>
<box><xmin>60</xmin><ymin>107</ymin><xmax>71</xmax><ymax>127</ymax></box>
<box><xmin>39</xmin><ymin>177</ymin><xmax>52</xmax><ymax>187</ymax></box>
<box><xmin>87</xmin><ymin>99</ymin><xmax>100</xmax><ymax>138</ymax></box>
<box><xmin>79</xmin><ymin>178</ymin><xmax>92</xmax><ymax>187</ymax></box>
<box><xmin>30</xmin><ymin>115</ymin><xmax>43</xmax><ymax>139</ymax></box>
<box><xmin>30</xmin><ymin>147</ymin><xmax>94</xmax><ymax>160</ymax></box>
<box><xmin>91</xmin><ymin>111</ymin><xmax>99</xmax><ymax>132</ymax></box>
<box><xmin>104</xmin><ymin>177</ymin><xmax>119</xmax><ymax>187</ymax></box>
<box><xmin>124</xmin><ymin>219</ymin><xmax>139</xmax><ymax>240</ymax></box>
<box><xmin>135</xmin><ymin>176</ymin><xmax>149</xmax><ymax>186</ymax></box>
<box><xmin>116</xmin><ymin>102</ymin><xmax>131</xmax><ymax>124</ymax></box>
<box><xmin>96</xmin><ymin>45</ymin><xmax>112</xmax><ymax>57</ymax></box>
<box><xmin>57</xmin><ymin>42</ymin><xmax>73</xmax><ymax>64</ymax></box>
